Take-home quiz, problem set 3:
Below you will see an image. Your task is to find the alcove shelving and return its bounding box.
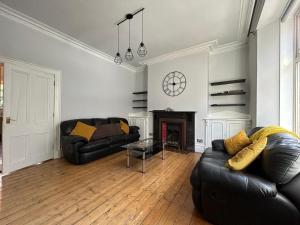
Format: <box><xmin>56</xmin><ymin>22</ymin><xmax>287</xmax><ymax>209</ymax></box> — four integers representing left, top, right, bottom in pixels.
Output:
<box><xmin>132</xmin><ymin>91</ymin><xmax>148</xmax><ymax>110</ymax></box>
<box><xmin>209</xmin><ymin>79</ymin><xmax>247</xmax><ymax>108</ymax></box>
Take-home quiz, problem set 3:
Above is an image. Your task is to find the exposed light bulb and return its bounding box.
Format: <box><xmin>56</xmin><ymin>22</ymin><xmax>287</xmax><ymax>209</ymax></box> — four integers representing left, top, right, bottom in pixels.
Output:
<box><xmin>137</xmin><ymin>42</ymin><xmax>147</xmax><ymax>57</ymax></box>
<box><xmin>114</xmin><ymin>52</ymin><xmax>122</xmax><ymax>64</ymax></box>
<box><xmin>125</xmin><ymin>48</ymin><xmax>134</xmax><ymax>61</ymax></box>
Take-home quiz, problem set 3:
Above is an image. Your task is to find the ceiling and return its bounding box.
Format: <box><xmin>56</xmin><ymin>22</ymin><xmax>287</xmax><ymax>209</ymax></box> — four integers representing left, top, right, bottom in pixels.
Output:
<box><xmin>0</xmin><ymin>0</ymin><xmax>253</xmax><ymax>67</ymax></box>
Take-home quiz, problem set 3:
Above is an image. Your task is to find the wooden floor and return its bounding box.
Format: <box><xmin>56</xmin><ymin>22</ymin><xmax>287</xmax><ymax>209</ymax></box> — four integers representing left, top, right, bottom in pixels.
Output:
<box><xmin>0</xmin><ymin>150</ymin><xmax>211</xmax><ymax>225</ymax></box>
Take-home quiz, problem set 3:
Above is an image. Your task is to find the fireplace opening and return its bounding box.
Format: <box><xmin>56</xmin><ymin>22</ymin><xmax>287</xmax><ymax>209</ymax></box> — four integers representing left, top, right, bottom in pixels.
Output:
<box><xmin>166</xmin><ymin>123</ymin><xmax>182</xmax><ymax>148</ymax></box>
<box><xmin>153</xmin><ymin>111</ymin><xmax>195</xmax><ymax>151</ymax></box>
<box><xmin>161</xmin><ymin>120</ymin><xmax>186</xmax><ymax>150</ymax></box>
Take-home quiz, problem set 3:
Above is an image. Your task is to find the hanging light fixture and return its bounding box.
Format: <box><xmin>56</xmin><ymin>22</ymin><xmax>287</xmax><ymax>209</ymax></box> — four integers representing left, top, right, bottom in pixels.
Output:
<box><xmin>114</xmin><ymin>8</ymin><xmax>146</xmax><ymax>65</ymax></box>
<box><xmin>114</xmin><ymin>25</ymin><xmax>122</xmax><ymax>64</ymax></box>
<box><xmin>137</xmin><ymin>10</ymin><xmax>147</xmax><ymax>57</ymax></box>
<box><xmin>125</xmin><ymin>14</ymin><xmax>134</xmax><ymax>61</ymax></box>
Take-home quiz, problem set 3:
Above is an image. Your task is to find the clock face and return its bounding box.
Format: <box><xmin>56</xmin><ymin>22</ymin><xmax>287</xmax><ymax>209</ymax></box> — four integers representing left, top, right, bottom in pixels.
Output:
<box><xmin>162</xmin><ymin>71</ymin><xmax>186</xmax><ymax>97</ymax></box>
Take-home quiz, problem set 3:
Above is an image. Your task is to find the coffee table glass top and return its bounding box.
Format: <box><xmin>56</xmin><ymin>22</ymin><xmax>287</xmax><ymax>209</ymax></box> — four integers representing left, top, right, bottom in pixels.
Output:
<box><xmin>123</xmin><ymin>138</ymin><xmax>161</xmax><ymax>151</ymax></box>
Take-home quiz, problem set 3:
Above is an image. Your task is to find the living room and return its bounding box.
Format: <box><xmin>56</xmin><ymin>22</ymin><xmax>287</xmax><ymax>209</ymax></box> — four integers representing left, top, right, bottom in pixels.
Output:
<box><xmin>0</xmin><ymin>0</ymin><xmax>300</xmax><ymax>224</ymax></box>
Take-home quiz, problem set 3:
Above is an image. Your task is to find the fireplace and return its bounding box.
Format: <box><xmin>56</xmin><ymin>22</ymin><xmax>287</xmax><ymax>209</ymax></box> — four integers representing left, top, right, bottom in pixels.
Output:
<box><xmin>152</xmin><ymin>111</ymin><xmax>195</xmax><ymax>151</ymax></box>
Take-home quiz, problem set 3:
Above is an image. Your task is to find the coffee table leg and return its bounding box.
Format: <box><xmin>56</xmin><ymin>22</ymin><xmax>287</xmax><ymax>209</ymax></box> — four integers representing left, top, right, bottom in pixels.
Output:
<box><xmin>127</xmin><ymin>149</ymin><xmax>130</xmax><ymax>168</ymax></box>
<box><xmin>142</xmin><ymin>152</ymin><xmax>146</xmax><ymax>173</ymax></box>
<box><xmin>162</xmin><ymin>143</ymin><xmax>166</xmax><ymax>160</ymax></box>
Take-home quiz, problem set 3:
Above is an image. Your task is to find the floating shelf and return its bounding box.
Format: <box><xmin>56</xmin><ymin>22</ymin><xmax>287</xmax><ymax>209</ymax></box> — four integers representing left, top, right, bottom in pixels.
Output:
<box><xmin>210</xmin><ymin>104</ymin><xmax>246</xmax><ymax>107</ymax></box>
<box><xmin>132</xmin><ymin>99</ymin><xmax>147</xmax><ymax>102</ymax></box>
<box><xmin>210</xmin><ymin>79</ymin><xmax>246</xmax><ymax>86</ymax></box>
<box><xmin>133</xmin><ymin>91</ymin><xmax>148</xmax><ymax>95</ymax></box>
<box><xmin>133</xmin><ymin>106</ymin><xmax>148</xmax><ymax>109</ymax></box>
<box><xmin>211</xmin><ymin>91</ymin><xmax>246</xmax><ymax>96</ymax></box>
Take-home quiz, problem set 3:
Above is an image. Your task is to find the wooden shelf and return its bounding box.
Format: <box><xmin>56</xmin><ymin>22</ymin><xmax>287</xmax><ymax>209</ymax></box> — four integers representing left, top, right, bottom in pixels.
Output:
<box><xmin>132</xmin><ymin>99</ymin><xmax>147</xmax><ymax>102</ymax></box>
<box><xmin>210</xmin><ymin>104</ymin><xmax>246</xmax><ymax>107</ymax></box>
<box><xmin>211</xmin><ymin>91</ymin><xmax>246</xmax><ymax>96</ymax></box>
<box><xmin>133</xmin><ymin>91</ymin><xmax>148</xmax><ymax>95</ymax></box>
<box><xmin>133</xmin><ymin>106</ymin><xmax>148</xmax><ymax>109</ymax></box>
<box><xmin>210</xmin><ymin>79</ymin><xmax>246</xmax><ymax>86</ymax></box>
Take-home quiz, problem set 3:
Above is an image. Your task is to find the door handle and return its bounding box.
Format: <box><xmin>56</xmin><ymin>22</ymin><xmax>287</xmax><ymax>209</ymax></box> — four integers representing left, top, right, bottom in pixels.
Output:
<box><xmin>6</xmin><ymin>117</ymin><xmax>16</xmax><ymax>124</ymax></box>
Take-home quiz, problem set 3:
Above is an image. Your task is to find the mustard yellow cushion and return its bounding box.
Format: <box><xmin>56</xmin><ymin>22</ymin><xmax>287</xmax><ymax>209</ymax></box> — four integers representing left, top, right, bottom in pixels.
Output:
<box><xmin>120</xmin><ymin>120</ymin><xmax>129</xmax><ymax>134</ymax></box>
<box><xmin>227</xmin><ymin>137</ymin><xmax>267</xmax><ymax>171</ymax></box>
<box><xmin>70</xmin><ymin>121</ymin><xmax>96</xmax><ymax>141</ymax></box>
<box><xmin>224</xmin><ymin>130</ymin><xmax>251</xmax><ymax>155</ymax></box>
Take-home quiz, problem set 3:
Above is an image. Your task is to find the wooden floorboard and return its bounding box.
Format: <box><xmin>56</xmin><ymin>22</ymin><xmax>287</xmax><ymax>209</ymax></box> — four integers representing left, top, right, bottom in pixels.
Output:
<box><xmin>0</xmin><ymin>150</ymin><xmax>211</xmax><ymax>225</ymax></box>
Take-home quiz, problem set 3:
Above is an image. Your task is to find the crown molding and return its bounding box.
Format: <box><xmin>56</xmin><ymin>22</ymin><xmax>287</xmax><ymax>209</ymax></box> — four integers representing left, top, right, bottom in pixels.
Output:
<box><xmin>209</xmin><ymin>40</ymin><xmax>248</xmax><ymax>55</ymax></box>
<box><xmin>0</xmin><ymin>2</ymin><xmax>144</xmax><ymax>73</ymax></box>
<box><xmin>139</xmin><ymin>40</ymin><xmax>218</xmax><ymax>65</ymax></box>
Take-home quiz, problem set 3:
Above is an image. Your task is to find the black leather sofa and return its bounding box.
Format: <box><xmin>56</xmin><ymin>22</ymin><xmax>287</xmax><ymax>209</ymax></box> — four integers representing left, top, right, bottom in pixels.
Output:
<box><xmin>190</xmin><ymin>127</ymin><xmax>300</xmax><ymax>225</ymax></box>
<box><xmin>60</xmin><ymin>117</ymin><xmax>140</xmax><ymax>164</ymax></box>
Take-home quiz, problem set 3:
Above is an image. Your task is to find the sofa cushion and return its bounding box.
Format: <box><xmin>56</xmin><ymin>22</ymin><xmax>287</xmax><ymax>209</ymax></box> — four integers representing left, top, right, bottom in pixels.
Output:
<box><xmin>78</xmin><ymin>138</ymin><xmax>110</xmax><ymax>153</ymax></box>
<box><xmin>224</xmin><ymin>130</ymin><xmax>251</xmax><ymax>155</ymax></box>
<box><xmin>108</xmin><ymin>134</ymin><xmax>127</xmax><ymax>144</ymax></box>
<box><xmin>70</xmin><ymin>122</ymin><xmax>96</xmax><ymax>141</ymax></box>
<box><xmin>61</xmin><ymin>119</ymin><xmax>94</xmax><ymax>136</ymax></box>
<box><xmin>227</xmin><ymin>137</ymin><xmax>267</xmax><ymax>171</ymax></box>
<box><xmin>93</xmin><ymin>118</ymin><xmax>109</xmax><ymax>126</ymax></box>
<box><xmin>92</xmin><ymin>123</ymin><xmax>123</xmax><ymax>141</ymax></box>
<box><xmin>108</xmin><ymin>117</ymin><xmax>128</xmax><ymax>124</ymax></box>
<box><xmin>120</xmin><ymin>120</ymin><xmax>129</xmax><ymax>134</ymax></box>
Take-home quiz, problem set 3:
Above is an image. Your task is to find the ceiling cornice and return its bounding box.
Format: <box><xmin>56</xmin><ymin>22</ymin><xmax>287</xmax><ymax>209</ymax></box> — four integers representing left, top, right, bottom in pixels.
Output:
<box><xmin>0</xmin><ymin>2</ymin><xmax>144</xmax><ymax>73</ymax></box>
<box><xmin>210</xmin><ymin>40</ymin><xmax>248</xmax><ymax>55</ymax></box>
<box><xmin>139</xmin><ymin>40</ymin><xmax>218</xmax><ymax>65</ymax></box>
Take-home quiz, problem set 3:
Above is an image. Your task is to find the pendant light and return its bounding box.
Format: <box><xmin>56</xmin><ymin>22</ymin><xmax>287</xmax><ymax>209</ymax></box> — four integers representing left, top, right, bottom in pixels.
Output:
<box><xmin>114</xmin><ymin>25</ymin><xmax>122</xmax><ymax>64</ymax></box>
<box><xmin>125</xmin><ymin>17</ymin><xmax>134</xmax><ymax>61</ymax></box>
<box><xmin>137</xmin><ymin>10</ymin><xmax>147</xmax><ymax>57</ymax></box>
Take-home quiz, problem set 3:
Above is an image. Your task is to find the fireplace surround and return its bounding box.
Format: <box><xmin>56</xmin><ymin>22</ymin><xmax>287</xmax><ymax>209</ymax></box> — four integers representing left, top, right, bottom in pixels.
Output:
<box><xmin>152</xmin><ymin>110</ymin><xmax>195</xmax><ymax>151</ymax></box>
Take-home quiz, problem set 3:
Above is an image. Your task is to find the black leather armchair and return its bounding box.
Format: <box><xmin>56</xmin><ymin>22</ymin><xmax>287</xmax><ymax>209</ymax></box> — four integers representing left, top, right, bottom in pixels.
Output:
<box><xmin>190</xmin><ymin>128</ymin><xmax>300</xmax><ymax>225</ymax></box>
<box><xmin>60</xmin><ymin>117</ymin><xmax>140</xmax><ymax>164</ymax></box>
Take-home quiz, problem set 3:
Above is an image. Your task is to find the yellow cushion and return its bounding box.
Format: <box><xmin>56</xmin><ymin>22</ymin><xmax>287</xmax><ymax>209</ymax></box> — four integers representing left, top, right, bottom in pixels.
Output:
<box><xmin>70</xmin><ymin>121</ymin><xmax>96</xmax><ymax>141</ymax></box>
<box><xmin>224</xmin><ymin>130</ymin><xmax>251</xmax><ymax>155</ymax></box>
<box><xmin>120</xmin><ymin>120</ymin><xmax>129</xmax><ymax>134</ymax></box>
<box><xmin>227</xmin><ymin>137</ymin><xmax>267</xmax><ymax>171</ymax></box>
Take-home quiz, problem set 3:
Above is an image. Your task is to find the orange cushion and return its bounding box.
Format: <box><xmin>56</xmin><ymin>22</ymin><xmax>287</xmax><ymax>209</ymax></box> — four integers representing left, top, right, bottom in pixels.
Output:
<box><xmin>70</xmin><ymin>121</ymin><xmax>96</xmax><ymax>141</ymax></box>
<box><xmin>120</xmin><ymin>120</ymin><xmax>129</xmax><ymax>134</ymax></box>
<box><xmin>224</xmin><ymin>130</ymin><xmax>251</xmax><ymax>155</ymax></box>
<box><xmin>227</xmin><ymin>137</ymin><xmax>267</xmax><ymax>170</ymax></box>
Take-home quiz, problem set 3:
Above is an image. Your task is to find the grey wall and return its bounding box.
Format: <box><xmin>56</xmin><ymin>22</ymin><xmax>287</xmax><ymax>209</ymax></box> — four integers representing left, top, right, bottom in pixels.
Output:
<box><xmin>0</xmin><ymin>15</ymin><xmax>137</xmax><ymax>121</ymax></box>
<box><xmin>147</xmin><ymin>50</ymin><xmax>209</xmax><ymax>150</ymax></box>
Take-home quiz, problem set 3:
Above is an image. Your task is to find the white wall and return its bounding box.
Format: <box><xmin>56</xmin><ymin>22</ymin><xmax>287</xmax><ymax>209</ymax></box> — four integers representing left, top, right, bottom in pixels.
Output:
<box><xmin>280</xmin><ymin>14</ymin><xmax>295</xmax><ymax>130</ymax></box>
<box><xmin>0</xmin><ymin>15</ymin><xmax>137</xmax><ymax>121</ymax></box>
<box><xmin>256</xmin><ymin>20</ymin><xmax>280</xmax><ymax>126</ymax></box>
<box><xmin>148</xmin><ymin>50</ymin><xmax>209</xmax><ymax>150</ymax></box>
<box><xmin>249</xmin><ymin>34</ymin><xmax>257</xmax><ymax>126</ymax></box>
<box><xmin>209</xmin><ymin>46</ymin><xmax>249</xmax><ymax>114</ymax></box>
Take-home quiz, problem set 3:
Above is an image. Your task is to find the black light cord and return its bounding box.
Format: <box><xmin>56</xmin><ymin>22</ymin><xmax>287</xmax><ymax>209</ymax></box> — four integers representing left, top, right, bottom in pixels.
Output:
<box><xmin>128</xmin><ymin>19</ymin><xmax>131</xmax><ymax>48</ymax></box>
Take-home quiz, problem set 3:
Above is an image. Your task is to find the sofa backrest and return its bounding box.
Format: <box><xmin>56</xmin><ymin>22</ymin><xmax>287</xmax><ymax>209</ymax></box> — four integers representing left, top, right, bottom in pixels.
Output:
<box><xmin>60</xmin><ymin>117</ymin><xmax>128</xmax><ymax>136</ymax></box>
<box><xmin>262</xmin><ymin>133</ymin><xmax>300</xmax><ymax>185</ymax></box>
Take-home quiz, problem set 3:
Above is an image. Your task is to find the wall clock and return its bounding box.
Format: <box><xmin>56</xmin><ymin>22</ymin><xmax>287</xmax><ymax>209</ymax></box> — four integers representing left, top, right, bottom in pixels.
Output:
<box><xmin>162</xmin><ymin>71</ymin><xmax>186</xmax><ymax>97</ymax></box>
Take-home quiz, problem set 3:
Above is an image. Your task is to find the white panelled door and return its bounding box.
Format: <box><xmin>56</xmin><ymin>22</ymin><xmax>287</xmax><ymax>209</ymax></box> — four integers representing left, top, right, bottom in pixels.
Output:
<box><xmin>3</xmin><ymin>63</ymin><xmax>55</xmax><ymax>173</ymax></box>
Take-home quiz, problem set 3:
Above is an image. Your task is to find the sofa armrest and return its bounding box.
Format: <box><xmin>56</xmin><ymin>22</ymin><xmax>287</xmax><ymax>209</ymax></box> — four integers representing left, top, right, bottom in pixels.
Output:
<box><xmin>129</xmin><ymin>126</ymin><xmax>139</xmax><ymax>134</ymax></box>
<box><xmin>200</xmin><ymin>163</ymin><xmax>277</xmax><ymax>198</ymax></box>
<box><xmin>212</xmin><ymin>139</ymin><xmax>226</xmax><ymax>152</ymax></box>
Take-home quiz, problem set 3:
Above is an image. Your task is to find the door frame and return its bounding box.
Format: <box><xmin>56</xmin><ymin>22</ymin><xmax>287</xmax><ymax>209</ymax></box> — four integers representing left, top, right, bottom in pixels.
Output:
<box><xmin>0</xmin><ymin>56</ymin><xmax>62</xmax><ymax>175</ymax></box>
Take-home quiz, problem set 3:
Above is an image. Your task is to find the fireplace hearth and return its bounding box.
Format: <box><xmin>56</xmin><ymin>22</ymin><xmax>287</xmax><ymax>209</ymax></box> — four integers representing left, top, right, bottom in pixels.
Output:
<box><xmin>152</xmin><ymin>110</ymin><xmax>195</xmax><ymax>151</ymax></box>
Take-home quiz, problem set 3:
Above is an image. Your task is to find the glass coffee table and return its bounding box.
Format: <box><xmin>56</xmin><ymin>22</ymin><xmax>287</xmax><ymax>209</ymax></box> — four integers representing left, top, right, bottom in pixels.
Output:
<box><xmin>123</xmin><ymin>138</ymin><xmax>165</xmax><ymax>173</ymax></box>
